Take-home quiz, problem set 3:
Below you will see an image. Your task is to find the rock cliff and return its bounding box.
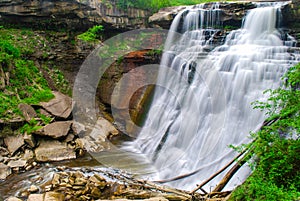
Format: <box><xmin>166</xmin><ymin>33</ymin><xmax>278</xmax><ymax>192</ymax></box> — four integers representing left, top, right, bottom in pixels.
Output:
<box><xmin>0</xmin><ymin>0</ymin><xmax>152</xmax><ymax>31</ymax></box>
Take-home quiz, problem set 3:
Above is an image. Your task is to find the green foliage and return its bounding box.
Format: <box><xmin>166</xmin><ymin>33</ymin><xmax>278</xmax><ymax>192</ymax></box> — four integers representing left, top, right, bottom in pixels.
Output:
<box><xmin>230</xmin><ymin>64</ymin><xmax>300</xmax><ymax>201</ymax></box>
<box><xmin>115</xmin><ymin>0</ymin><xmax>223</xmax><ymax>11</ymax></box>
<box><xmin>20</xmin><ymin>119</ymin><xmax>42</xmax><ymax>134</ymax></box>
<box><xmin>0</xmin><ymin>27</ymin><xmax>54</xmax><ymax>120</ymax></box>
<box><xmin>77</xmin><ymin>25</ymin><xmax>104</xmax><ymax>42</ymax></box>
<box><xmin>48</xmin><ymin>67</ymin><xmax>71</xmax><ymax>95</ymax></box>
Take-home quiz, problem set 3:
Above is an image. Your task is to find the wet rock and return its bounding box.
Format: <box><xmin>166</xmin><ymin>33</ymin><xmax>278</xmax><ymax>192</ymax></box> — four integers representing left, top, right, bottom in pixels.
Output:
<box><xmin>0</xmin><ymin>163</ymin><xmax>11</xmax><ymax>179</ymax></box>
<box><xmin>6</xmin><ymin>197</ymin><xmax>23</xmax><ymax>201</ymax></box>
<box><xmin>4</xmin><ymin>135</ymin><xmax>25</xmax><ymax>155</ymax></box>
<box><xmin>18</xmin><ymin>103</ymin><xmax>37</xmax><ymax>122</ymax></box>
<box><xmin>44</xmin><ymin>192</ymin><xmax>64</xmax><ymax>201</ymax></box>
<box><xmin>27</xmin><ymin>194</ymin><xmax>45</xmax><ymax>201</ymax></box>
<box><xmin>89</xmin><ymin>117</ymin><xmax>119</xmax><ymax>142</ymax></box>
<box><xmin>36</xmin><ymin>121</ymin><xmax>72</xmax><ymax>139</ymax></box>
<box><xmin>72</xmin><ymin>121</ymin><xmax>86</xmax><ymax>136</ymax></box>
<box><xmin>29</xmin><ymin>185</ymin><xmax>39</xmax><ymax>193</ymax></box>
<box><xmin>40</xmin><ymin>91</ymin><xmax>72</xmax><ymax>119</ymax></box>
<box><xmin>23</xmin><ymin>132</ymin><xmax>36</xmax><ymax>148</ymax></box>
<box><xmin>35</xmin><ymin>140</ymin><xmax>76</xmax><ymax>162</ymax></box>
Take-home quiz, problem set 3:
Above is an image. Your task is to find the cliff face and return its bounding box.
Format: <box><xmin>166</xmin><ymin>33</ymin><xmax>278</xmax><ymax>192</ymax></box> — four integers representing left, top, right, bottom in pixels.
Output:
<box><xmin>282</xmin><ymin>0</ymin><xmax>300</xmax><ymax>43</ymax></box>
<box><xmin>0</xmin><ymin>0</ymin><xmax>152</xmax><ymax>31</ymax></box>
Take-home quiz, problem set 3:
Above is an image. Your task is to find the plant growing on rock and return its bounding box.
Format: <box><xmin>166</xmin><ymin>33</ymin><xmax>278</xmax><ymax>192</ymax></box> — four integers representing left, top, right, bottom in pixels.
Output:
<box><xmin>77</xmin><ymin>25</ymin><xmax>104</xmax><ymax>42</ymax></box>
<box><xmin>230</xmin><ymin>64</ymin><xmax>300</xmax><ymax>201</ymax></box>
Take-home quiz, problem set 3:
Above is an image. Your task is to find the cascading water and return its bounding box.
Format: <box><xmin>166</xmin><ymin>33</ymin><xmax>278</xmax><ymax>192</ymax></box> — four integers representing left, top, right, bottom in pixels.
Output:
<box><xmin>123</xmin><ymin>2</ymin><xmax>299</xmax><ymax>191</ymax></box>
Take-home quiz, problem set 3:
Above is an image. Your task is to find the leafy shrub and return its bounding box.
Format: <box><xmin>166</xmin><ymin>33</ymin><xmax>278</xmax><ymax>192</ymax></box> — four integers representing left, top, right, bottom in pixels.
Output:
<box><xmin>230</xmin><ymin>64</ymin><xmax>300</xmax><ymax>201</ymax></box>
<box><xmin>77</xmin><ymin>25</ymin><xmax>104</xmax><ymax>42</ymax></box>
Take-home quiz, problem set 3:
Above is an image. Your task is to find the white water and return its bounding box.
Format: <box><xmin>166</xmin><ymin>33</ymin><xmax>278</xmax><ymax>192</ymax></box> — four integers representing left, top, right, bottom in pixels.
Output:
<box><xmin>123</xmin><ymin>2</ymin><xmax>299</xmax><ymax>190</ymax></box>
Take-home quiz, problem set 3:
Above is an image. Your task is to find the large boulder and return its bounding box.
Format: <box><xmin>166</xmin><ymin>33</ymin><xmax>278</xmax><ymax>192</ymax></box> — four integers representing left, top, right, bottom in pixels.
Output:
<box><xmin>35</xmin><ymin>140</ymin><xmax>76</xmax><ymax>162</ymax></box>
<box><xmin>36</xmin><ymin>121</ymin><xmax>72</xmax><ymax>139</ymax></box>
<box><xmin>40</xmin><ymin>91</ymin><xmax>72</xmax><ymax>119</ymax></box>
<box><xmin>149</xmin><ymin>6</ymin><xmax>186</xmax><ymax>29</ymax></box>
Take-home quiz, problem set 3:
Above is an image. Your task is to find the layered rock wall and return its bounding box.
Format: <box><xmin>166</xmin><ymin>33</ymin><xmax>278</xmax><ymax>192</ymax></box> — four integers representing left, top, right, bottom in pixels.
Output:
<box><xmin>0</xmin><ymin>0</ymin><xmax>152</xmax><ymax>31</ymax></box>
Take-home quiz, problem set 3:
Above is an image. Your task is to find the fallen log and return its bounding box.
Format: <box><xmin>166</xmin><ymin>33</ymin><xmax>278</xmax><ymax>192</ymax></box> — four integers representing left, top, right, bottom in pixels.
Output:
<box><xmin>190</xmin><ymin>149</ymin><xmax>247</xmax><ymax>194</ymax></box>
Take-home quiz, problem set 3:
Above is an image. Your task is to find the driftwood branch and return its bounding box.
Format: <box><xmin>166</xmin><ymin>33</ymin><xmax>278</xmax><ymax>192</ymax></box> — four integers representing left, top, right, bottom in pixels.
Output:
<box><xmin>212</xmin><ymin>151</ymin><xmax>251</xmax><ymax>192</ymax></box>
<box><xmin>190</xmin><ymin>149</ymin><xmax>247</xmax><ymax>194</ymax></box>
<box><xmin>142</xmin><ymin>180</ymin><xmax>193</xmax><ymax>200</ymax></box>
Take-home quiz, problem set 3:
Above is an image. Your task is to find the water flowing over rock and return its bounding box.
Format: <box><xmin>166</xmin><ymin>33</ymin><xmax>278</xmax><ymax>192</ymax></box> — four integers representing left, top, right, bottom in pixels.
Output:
<box><xmin>123</xmin><ymin>2</ymin><xmax>300</xmax><ymax>191</ymax></box>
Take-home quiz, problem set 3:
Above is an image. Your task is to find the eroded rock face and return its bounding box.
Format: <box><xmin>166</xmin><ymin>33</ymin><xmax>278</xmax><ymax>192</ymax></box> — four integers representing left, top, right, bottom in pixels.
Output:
<box><xmin>149</xmin><ymin>2</ymin><xmax>256</xmax><ymax>29</ymax></box>
<box><xmin>0</xmin><ymin>0</ymin><xmax>152</xmax><ymax>31</ymax></box>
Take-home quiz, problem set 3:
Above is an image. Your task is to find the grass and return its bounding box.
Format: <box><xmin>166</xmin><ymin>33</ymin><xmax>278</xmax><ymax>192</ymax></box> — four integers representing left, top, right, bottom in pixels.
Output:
<box><xmin>0</xmin><ymin>27</ymin><xmax>71</xmax><ymax>121</ymax></box>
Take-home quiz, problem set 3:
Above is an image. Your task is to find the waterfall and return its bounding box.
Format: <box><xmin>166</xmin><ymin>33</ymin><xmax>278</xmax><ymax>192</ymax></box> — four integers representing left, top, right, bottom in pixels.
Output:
<box><xmin>123</xmin><ymin>2</ymin><xmax>299</xmax><ymax>190</ymax></box>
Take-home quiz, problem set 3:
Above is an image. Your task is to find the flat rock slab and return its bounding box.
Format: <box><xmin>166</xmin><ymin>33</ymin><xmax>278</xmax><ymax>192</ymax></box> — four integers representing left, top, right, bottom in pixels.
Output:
<box><xmin>0</xmin><ymin>163</ymin><xmax>11</xmax><ymax>180</ymax></box>
<box><xmin>27</xmin><ymin>194</ymin><xmax>45</xmax><ymax>201</ymax></box>
<box><xmin>44</xmin><ymin>192</ymin><xmax>64</xmax><ymax>201</ymax></box>
<box><xmin>35</xmin><ymin>140</ymin><xmax>76</xmax><ymax>162</ymax></box>
<box><xmin>40</xmin><ymin>91</ymin><xmax>72</xmax><ymax>119</ymax></box>
<box><xmin>4</xmin><ymin>135</ymin><xmax>25</xmax><ymax>155</ymax></box>
<box><xmin>7</xmin><ymin>159</ymin><xmax>27</xmax><ymax>168</ymax></box>
<box><xmin>37</xmin><ymin>121</ymin><xmax>72</xmax><ymax>139</ymax></box>
<box><xmin>6</xmin><ymin>197</ymin><xmax>23</xmax><ymax>201</ymax></box>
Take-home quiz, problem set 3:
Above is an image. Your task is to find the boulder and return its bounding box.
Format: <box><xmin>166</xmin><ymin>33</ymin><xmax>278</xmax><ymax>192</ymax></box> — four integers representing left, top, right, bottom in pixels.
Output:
<box><xmin>18</xmin><ymin>103</ymin><xmax>37</xmax><ymax>122</ymax></box>
<box><xmin>40</xmin><ymin>91</ymin><xmax>72</xmax><ymax>119</ymax></box>
<box><xmin>89</xmin><ymin>117</ymin><xmax>119</xmax><ymax>142</ymax></box>
<box><xmin>37</xmin><ymin>121</ymin><xmax>72</xmax><ymax>139</ymax></box>
<box><xmin>27</xmin><ymin>194</ymin><xmax>45</xmax><ymax>201</ymax></box>
<box><xmin>4</xmin><ymin>135</ymin><xmax>25</xmax><ymax>155</ymax></box>
<box><xmin>0</xmin><ymin>163</ymin><xmax>11</xmax><ymax>180</ymax></box>
<box><xmin>35</xmin><ymin>140</ymin><xmax>76</xmax><ymax>162</ymax></box>
<box><xmin>44</xmin><ymin>192</ymin><xmax>64</xmax><ymax>201</ymax></box>
<box><xmin>149</xmin><ymin>6</ymin><xmax>186</xmax><ymax>29</ymax></box>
